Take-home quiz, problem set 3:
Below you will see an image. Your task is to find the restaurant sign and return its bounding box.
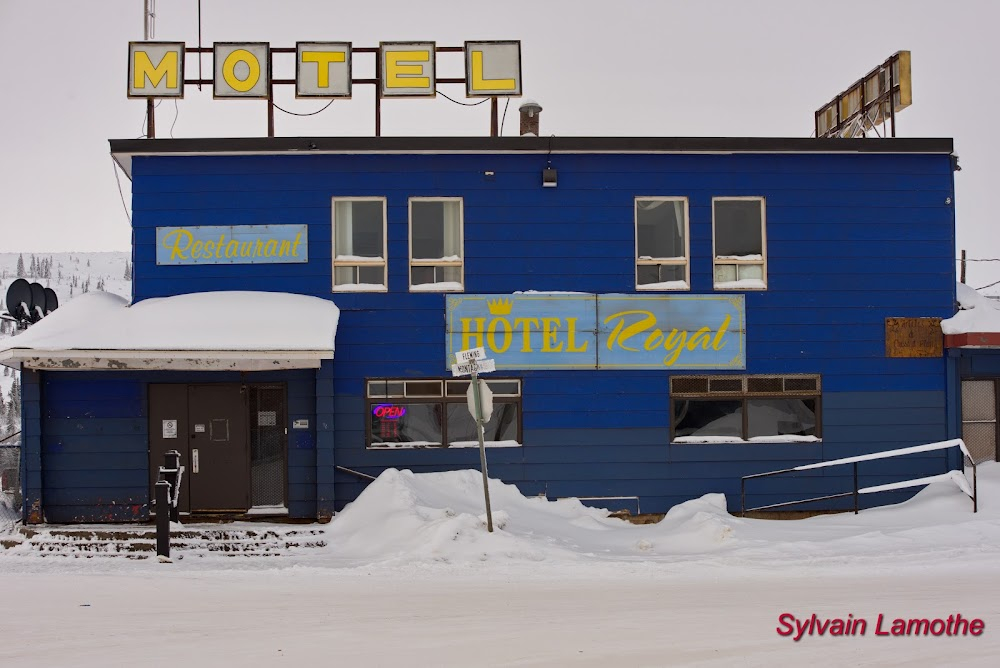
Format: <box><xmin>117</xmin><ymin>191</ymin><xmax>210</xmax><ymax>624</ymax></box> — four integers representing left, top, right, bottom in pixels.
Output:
<box><xmin>156</xmin><ymin>225</ymin><xmax>308</xmax><ymax>265</ymax></box>
<box><xmin>446</xmin><ymin>294</ymin><xmax>745</xmax><ymax>370</ymax></box>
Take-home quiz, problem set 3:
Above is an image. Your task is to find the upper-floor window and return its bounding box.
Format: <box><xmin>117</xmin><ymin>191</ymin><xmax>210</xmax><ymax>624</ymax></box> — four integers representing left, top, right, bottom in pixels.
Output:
<box><xmin>635</xmin><ymin>197</ymin><xmax>690</xmax><ymax>290</ymax></box>
<box><xmin>332</xmin><ymin>197</ymin><xmax>387</xmax><ymax>292</ymax></box>
<box><xmin>409</xmin><ymin>198</ymin><xmax>464</xmax><ymax>292</ymax></box>
<box><xmin>713</xmin><ymin>197</ymin><xmax>766</xmax><ymax>290</ymax></box>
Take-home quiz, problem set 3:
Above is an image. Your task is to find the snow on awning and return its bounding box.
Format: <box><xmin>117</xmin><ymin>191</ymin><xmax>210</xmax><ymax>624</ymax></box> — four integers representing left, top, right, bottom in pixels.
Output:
<box><xmin>0</xmin><ymin>291</ymin><xmax>339</xmax><ymax>371</ymax></box>
<box><xmin>942</xmin><ymin>283</ymin><xmax>1000</xmax><ymax>348</ymax></box>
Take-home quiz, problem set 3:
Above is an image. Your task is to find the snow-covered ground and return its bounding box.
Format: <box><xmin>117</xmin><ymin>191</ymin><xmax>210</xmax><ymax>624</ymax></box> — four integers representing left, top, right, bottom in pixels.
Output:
<box><xmin>1</xmin><ymin>464</ymin><xmax>998</xmax><ymax>666</ymax></box>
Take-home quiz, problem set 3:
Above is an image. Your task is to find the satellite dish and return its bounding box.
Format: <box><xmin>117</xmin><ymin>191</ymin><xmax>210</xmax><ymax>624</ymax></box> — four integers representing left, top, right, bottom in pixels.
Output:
<box><xmin>5</xmin><ymin>278</ymin><xmax>33</xmax><ymax>322</ymax></box>
<box><xmin>29</xmin><ymin>282</ymin><xmax>46</xmax><ymax>322</ymax></box>
<box><xmin>43</xmin><ymin>287</ymin><xmax>59</xmax><ymax>315</ymax></box>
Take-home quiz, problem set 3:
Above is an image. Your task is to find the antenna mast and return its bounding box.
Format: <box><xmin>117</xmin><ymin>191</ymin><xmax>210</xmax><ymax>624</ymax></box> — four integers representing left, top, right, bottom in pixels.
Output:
<box><xmin>144</xmin><ymin>0</ymin><xmax>156</xmax><ymax>138</ymax></box>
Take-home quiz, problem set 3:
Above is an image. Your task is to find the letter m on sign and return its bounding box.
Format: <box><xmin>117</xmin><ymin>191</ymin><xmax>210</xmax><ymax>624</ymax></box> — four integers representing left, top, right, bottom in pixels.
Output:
<box><xmin>129</xmin><ymin>42</ymin><xmax>185</xmax><ymax>98</ymax></box>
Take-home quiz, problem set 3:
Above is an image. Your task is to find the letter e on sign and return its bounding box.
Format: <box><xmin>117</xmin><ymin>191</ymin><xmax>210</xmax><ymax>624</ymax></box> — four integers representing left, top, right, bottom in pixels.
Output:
<box><xmin>380</xmin><ymin>42</ymin><xmax>436</xmax><ymax>97</ymax></box>
<box><xmin>465</xmin><ymin>41</ymin><xmax>521</xmax><ymax>97</ymax></box>
<box><xmin>129</xmin><ymin>42</ymin><xmax>185</xmax><ymax>98</ymax></box>
<box><xmin>214</xmin><ymin>42</ymin><xmax>270</xmax><ymax>98</ymax></box>
<box><xmin>296</xmin><ymin>42</ymin><xmax>352</xmax><ymax>98</ymax></box>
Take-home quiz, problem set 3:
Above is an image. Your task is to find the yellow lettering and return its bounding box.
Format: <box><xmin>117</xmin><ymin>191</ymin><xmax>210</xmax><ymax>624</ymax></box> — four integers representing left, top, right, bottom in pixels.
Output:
<box><xmin>191</xmin><ymin>240</ymin><xmax>204</xmax><ymax>259</ymax></box>
<box><xmin>133</xmin><ymin>50</ymin><xmax>179</xmax><ymax>90</ymax></box>
<box><xmin>470</xmin><ymin>50</ymin><xmax>516</xmax><ymax>92</ymax></box>
<box><xmin>278</xmin><ymin>240</ymin><xmax>291</xmax><ymax>257</ymax></box>
<box><xmin>254</xmin><ymin>240</ymin><xmax>264</xmax><ymax>256</ymax></box>
<box><xmin>541</xmin><ymin>317</ymin><xmax>563</xmax><ymax>352</ymax></box>
<box><xmin>292</xmin><ymin>233</ymin><xmax>303</xmax><ymax>257</ymax></box>
<box><xmin>687</xmin><ymin>326</ymin><xmax>713</xmax><ymax>351</ymax></box>
<box><xmin>565</xmin><ymin>317</ymin><xmax>589</xmax><ymax>353</ymax></box>
<box><xmin>604</xmin><ymin>310</ymin><xmax>656</xmax><ymax>352</ymax></box>
<box><xmin>644</xmin><ymin>328</ymin><xmax>665</xmax><ymax>351</ymax></box>
<box><xmin>263</xmin><ymin>240</ymin><xmax>277</xmax><ymax>257</ymax></box>
<box><xmin>513</xmin><ymin>318</ymin><xmax>540</xmax><ymax>352</ymax></box>
<box><xmin>203</xmin><ymin>240</ymin><xmax>215</xmax><ymax>257</ymax></box>
<box><xmin>240</xmin><ymin>241</ymin><xmax>253</xmax><ymax>257</ymax></box>
<box><xmin>712</xmin><ymin>314</ymin><xmax>732</xmax><ymax>351</ymax></box>
<box><xmin>301</xmin><ymin>50</ymin><xmax>346</xmax><ymax>88</ymax></box>
<box><xmin>487</xmin><ymin>318</ymin><xmax>512</xmax><ymax>353</ymax></box>
<box><xmin>223</xmin><ymin>49</ymin><xmax>261</xmax><ymax>92</ymax></box>
<box><xmin>225</xmin><ymin>239</ymin><xmax>239</xmax><ymax>258</ymax></box>
<box><xmin>461</xmin><ymin>318</ymin><xmax>486</xmax><ymax>351</ymax></box>
<box><xmin>215</xmin><ymin>234</ymin><xmax>225</xmax><ymax>258</ymax></box>
<box><xmin>663</xmin><ymin>329</ymin><xmax>688</xmax><ymax>366</ymax></box>
<box><xmin>163</xmin><ymin>229</ymin><xmax>192</xmax><ymax>260</ymax></box>
<box><xmin>385</xmin><ymin>50</ymin><xmax>430</xmax><ymax>89</ymax></box>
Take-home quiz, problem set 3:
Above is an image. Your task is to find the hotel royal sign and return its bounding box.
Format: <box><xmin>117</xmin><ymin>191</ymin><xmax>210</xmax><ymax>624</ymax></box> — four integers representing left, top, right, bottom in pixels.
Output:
<box><xmin>446</xmin><ymin>295</ymin><xmax>746</xmax><ymax>370</ymax></box>
<box><xmin>127</xmin><ymin>40</ymin><xmax>522</xmax><ymax>99</ymax></box>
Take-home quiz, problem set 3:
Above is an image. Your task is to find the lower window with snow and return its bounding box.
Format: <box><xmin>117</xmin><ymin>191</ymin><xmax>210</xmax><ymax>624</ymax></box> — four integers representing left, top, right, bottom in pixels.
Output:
<box><xmin>670</xmin><ymin>374</ymin><xmax>821</xmax><ymax>443</ymax></box>
<box><xmin>366</xmin><ymin>378</ymin><xmax>521</xmax><ymax>448</ymax></box>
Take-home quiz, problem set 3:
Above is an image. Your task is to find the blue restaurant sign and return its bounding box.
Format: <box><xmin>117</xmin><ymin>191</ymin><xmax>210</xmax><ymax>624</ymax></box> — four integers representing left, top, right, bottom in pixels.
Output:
<box><xmin>156</xmin><ymin>225</ymin><xmax>308</xmax><ymax>265</ymax></box>
<box><xmin>446</xmin><ymin>294</ymin><xmax>745</xmax><ymax>370</ymax></box>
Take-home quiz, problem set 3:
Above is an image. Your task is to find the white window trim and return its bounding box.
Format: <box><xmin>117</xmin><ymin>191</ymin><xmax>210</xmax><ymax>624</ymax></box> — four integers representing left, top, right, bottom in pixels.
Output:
<box><xmin>332</xmin><ymin>196</ymin><xmax>388</xmax><ymax>293</ymax></box>
<box><xmin>408</xmin><ymin>197</ymin><xmax>465</xmax><ymax>292</ymax></box>
<box><xmin>712</xmin><ymin>196</ymin><xmax>767</xmax><ymax>291</ymax></box>
<box><xmin>634</xmin><ymin>196</ymin><xmax>691</xmax><ymax>291</ymax></box>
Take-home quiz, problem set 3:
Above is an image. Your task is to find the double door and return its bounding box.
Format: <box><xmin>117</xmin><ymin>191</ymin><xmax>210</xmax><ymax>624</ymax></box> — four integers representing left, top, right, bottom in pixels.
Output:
<box><xmin>148</xmin><ymin>383</ymin><xmax>286</xmax><ymax>513</ymax></box>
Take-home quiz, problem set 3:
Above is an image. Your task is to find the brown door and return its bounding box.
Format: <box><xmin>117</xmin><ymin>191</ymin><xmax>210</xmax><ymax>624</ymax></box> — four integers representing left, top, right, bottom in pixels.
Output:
<box><xmin>149</xmin><ymin>384</ymin><xmax>190</xmax><ymax>513</ymax></box>
<box><xmin>188</xmin><ymin>384</ymin><xmax>250</xmax><ymax>511</ymax></box>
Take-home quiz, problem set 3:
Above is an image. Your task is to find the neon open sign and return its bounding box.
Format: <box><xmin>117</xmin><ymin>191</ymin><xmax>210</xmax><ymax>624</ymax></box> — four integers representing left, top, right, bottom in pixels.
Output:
<box><xmin>372</xmin><ymin>404</ymin><xmax>407</xmax><ymax>420</ymax></box>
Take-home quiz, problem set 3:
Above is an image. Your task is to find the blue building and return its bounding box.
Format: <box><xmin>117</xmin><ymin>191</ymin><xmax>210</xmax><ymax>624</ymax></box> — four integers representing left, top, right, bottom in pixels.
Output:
<box><xmin>1</xmin><ymin>134</ymin><xmax>963</xmax><ymax>524</ymax></box>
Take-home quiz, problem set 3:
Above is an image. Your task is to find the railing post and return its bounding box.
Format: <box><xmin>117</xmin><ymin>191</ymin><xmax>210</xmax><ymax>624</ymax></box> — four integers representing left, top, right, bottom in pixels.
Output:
<box><xmin>155</xmin><ymin>480</ymin><xmax>171</xmax><ymax>560</ymax></box>
<box><xmin>740</xmin><ymin>477</ymin><xmax>746</xmax><ymax>517</ymax></box>
<box><xmin>853</xmin><ymin>462</ymin><xmax>859</xmax><ymax>515</ymax></box>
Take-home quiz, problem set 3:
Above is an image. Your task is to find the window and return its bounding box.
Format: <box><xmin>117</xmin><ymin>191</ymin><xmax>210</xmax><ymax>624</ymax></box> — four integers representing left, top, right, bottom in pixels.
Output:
<box><xmin>670</xmin><ymin>374</ymin><xmax>820</xmax><ymax>443</ymax></box>
<box><xmin>367</xmin><ymin>378</ymin><xmax>521</xmax><ymax>448</ymax></box>
<box><xmin>635</xmin><ymin>197</ymin><xmax>690</xmax><ymax>290</ymax></box>
<box><xmin>409</xmin><ymin>198</ymin><xmax>464</xmax><ymax>292</ymax></box>
<box><xmin>333</xmin><ymin>198</ymin><xmax>387</xmax><ymax>292</ymax></box>
<box><xmin>713</xmin><ymin>197</ymin><xmax>766</xmax><ymax>290</ymax></box>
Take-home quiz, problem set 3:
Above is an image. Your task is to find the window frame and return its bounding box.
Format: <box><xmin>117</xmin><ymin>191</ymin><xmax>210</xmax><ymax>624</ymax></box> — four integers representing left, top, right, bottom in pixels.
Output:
<box><xmin>366</xmin><ymin>377</ymin><xmax>522</xmax><ymax>449</ymax></box>
<box><xmin>669</xmin><ymin>374</ymin><xmax>821</xmax><ymax>443</ymax></box>
<box><xmin>331</xmin><ymin>196</ymin><xmax>388</xmax><ymax>293</ymax></box>
<box><xmin>712</xmin><ymin>196</ymin><xmax>767</xmax><ymax>291</ymax></box>
<box><xmin>408</xmin><ymin>196</ymin><xmax>465</xmax><ymax>293</ymax></box>
<box><xmin>634</xmin><ymin>196</ymin><xmax>691</xmax><ymax>291</ymax></box>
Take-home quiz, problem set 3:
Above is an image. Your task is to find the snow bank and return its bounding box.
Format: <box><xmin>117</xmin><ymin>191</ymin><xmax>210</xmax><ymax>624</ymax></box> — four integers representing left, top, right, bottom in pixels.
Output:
<box><xmin>2</xmin><ymin>290</ymin><xmax>340</xmax><ymax>351</ymax></box>
<box><xmin>941</xmin><ymin>282</ymin><xmax>1000</xmax><ymax>334</ymax></box>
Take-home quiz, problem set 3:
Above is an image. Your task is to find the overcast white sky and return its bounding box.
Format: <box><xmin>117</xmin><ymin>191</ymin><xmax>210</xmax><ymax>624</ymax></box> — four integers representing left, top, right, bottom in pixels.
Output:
<box><xmin>1</xmin><ymin>0</ymin><xmax>998</xmax><ymax>285</ymax></box>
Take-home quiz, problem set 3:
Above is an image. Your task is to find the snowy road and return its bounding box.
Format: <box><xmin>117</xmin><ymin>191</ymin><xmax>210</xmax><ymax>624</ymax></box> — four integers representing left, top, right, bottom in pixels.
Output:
<box><xmin>0</xmin><ymin>564</ymin><xmax>997</xmax><ymax>667</ymax></box>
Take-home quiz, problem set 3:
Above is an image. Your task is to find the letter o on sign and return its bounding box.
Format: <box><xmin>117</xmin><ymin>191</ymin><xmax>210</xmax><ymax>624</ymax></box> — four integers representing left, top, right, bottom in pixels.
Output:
<box><xmin>214</xmin><ymin>42</ymin><xmax>270</xmax><ymax>98</ymax></box>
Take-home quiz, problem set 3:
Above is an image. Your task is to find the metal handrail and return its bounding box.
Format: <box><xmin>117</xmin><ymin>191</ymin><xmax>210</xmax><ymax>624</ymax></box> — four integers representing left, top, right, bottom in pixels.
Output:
<box><xmin>336</xmin><ymin>465</ymin><xmax>377</xmax><ymax>481</ymax></box>
<box><xmin>740</xmin><ymin>438</ymin><xmax>978</xmax><ymax>516</ymax></box>
<box><xmin>0</xmin><ymin>431</ymin><xmax>21</xmax><ymax>444</ymax></box>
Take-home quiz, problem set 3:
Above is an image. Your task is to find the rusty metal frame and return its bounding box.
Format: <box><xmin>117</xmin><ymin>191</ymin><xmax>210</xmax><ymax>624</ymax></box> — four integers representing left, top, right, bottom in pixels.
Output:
<box><xmin>815</xmin><ymin>51</ymin><xmax>909</xmax><ymax>139</ymax></box>
<box><xmin>145</xmin><ymin>44</ymin><xmax>501</xmax><ymax>139</ymax></box>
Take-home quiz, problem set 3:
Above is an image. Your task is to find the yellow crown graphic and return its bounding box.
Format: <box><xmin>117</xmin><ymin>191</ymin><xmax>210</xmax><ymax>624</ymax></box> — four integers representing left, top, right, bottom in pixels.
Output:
<box><xmin>487</xmin><ymin>297</ymin><xmax>513</xmax><ymax>315</ymax></box>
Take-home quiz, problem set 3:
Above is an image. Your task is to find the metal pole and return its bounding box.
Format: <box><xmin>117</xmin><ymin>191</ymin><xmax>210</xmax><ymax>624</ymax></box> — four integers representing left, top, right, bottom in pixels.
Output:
<box><xmin>853</xmin><ymin>462</ymin><xmax>859</xmax><ymax>514</ymax></box>
<box><xmin>155</xmin><ymin>480</ymin><xmax>171</xmax><ymax>559</ymax></box>
<box><xmin>471</xmin><ymin>371</ymin><xmax>494</xmax><ymax>532</ymax></box>
<box><xmin>740</xmin><ymin>478</ymin><xmax>746</xmax><ymax>517</ymax></box>
<box><xmin>144</xmin><ymin>0</ymin><xmax>155</xmax><ymax>139</ymax></box>
<box><xmin>961</xmin><ymin>249</ymin><xmax>967</xmax><ymax>284</ymax></box>
<box><xmin>490</xmin><ymin>97</ymin><xmax>498</xmax><ymax>137</ymax></box>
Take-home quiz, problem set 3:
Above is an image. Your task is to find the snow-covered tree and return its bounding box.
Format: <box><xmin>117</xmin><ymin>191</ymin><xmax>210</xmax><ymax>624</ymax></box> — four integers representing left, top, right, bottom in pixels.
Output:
<box><xmin>16</xmin><ymin>254</ymin><xmax>25</xmax><ymax>278</ymax></box>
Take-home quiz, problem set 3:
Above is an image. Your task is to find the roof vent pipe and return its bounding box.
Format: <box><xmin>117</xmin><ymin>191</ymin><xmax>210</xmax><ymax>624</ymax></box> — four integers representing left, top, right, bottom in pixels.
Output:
<box><xmin>519</xmin><ymin>100</ymin><xmax>542</xmax><ymax>136</ymax></box>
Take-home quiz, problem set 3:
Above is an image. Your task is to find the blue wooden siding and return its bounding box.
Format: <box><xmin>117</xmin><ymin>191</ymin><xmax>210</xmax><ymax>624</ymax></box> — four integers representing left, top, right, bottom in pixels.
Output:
<box><xmin>119</xmin><ymin>149</ymin><xmax>961</xmax><ymax>514</ymax></box>
<box><xmin>36</xmin><ymin>369</ymin><xmax>317</xmax><ymax>523</ymax></box>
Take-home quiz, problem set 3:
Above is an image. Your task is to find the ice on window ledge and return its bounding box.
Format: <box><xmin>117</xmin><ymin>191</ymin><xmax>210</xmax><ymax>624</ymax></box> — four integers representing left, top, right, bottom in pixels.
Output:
<box><xmin>333</xmin><ymin>283</ymin><xmax>387</xmax><ymax>292</ymax></box>
<box><xmin>411</xmin><ymin>281</ymin><xmax>464</xmax><ymax>292</ymax></box>
<box><xmin>714</xmin><ymin>278</ymin><xmax>766</xmax><ymax>290</ymax></box>
<box><xmin>638</xmin><ymin>280</ymin><xmax>690</xmax><ymax>291</ymax></box>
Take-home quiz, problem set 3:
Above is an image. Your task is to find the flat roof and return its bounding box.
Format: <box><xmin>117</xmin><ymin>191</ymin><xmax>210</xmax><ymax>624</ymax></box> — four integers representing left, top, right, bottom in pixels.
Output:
<box><xmin>109</xmin><ymin>136</ymin><xmax>955</xmax><ymax>178</ymax></box>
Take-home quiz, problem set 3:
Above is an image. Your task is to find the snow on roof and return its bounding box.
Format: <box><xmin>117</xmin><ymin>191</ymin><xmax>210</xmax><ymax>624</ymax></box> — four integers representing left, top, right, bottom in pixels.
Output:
<box><xmin>1</xmin><ymin>290</ymin><xmax>339</xmax><ymax>352</ymax></box>
<box><xmin>942</xmin><ymin>282</ymin><xmax>1000</xmax><ymax>335</ymax></box>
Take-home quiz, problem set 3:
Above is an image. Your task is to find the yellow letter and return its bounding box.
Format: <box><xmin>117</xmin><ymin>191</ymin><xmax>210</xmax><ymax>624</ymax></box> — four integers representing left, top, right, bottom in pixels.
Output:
<box><xmin>644</xmin><ymin>328</ymin><xmax>665</xmax><ymax>351</ymax></box>
<box><xmin>470</xmin><ymin>50</ymin><xmax>515</xmax><ymax>93</ymax></box>
<box><xmin>223</xmin><ymin>49</ymin><xmax>261</xmax><ymax>93</ymax></box>
<box><xmin>292</xmin><ymin>233</ymin><xmax>303</xmax><ymax>257</ymax></box>
<box><xmin>254</xmin><ymin>240</ymin><xmax>265</xmax><ymax>256</ymax></box>
<box><xmin>712</xmin><ymin>314</ymin><xmax>732</xmax><ymax>351</ymax></box>
<box><xmin>487</xmin><ymin>318</ymin><xmax>513</xmax><ymax>353</ymax></box>
<box><xmin>240</xmin><ymin>241</ymin><xmax>253</xmax><ymax>257</ymax></box>
<box><xmin>565</xmin><ymin>317</ymin><xmax>589</xmax><ymax>353</ymax></box>
<box><xmin>461</xmin><ymin>318</ymin><xmax>486</xmax><ymax>351</ymax></box>
<box><xmin>163</xmin><ymin>229</ymin><xmax>192</xmax><ymax>260</ymax></box>
<box><xmin>191</xmin><ymin>240</ymin><xmax>204</xmax><ymax>259</ymax></box>
<box><xmin>263</xmin><ymin>240</ymin><xmax>277</xmax><ymax>257</ymax></box>
<box><xmin>301</xmin><ymin>50</ymin><xmax>346</xmax><ymax>88</ymax></box>
<box><xmin>663</xmin><ymin>330</ymin><xmax>688</xmax><ymax>366</ymax></box>
<box><xmin>513</xmin><ymin>318</ymin><xmax>540</xmax><ymax>352</ymax></box>
<box><xmin>687</xmin><ymin>326</ymin><xmax>713</xmax><ymax>351</ymax></box>
<box><xmin>133</xmin><ymin>50</ymin><xmax>179</xmax><ymax>90</ymax></box>
<box><xmin>385</xmin><ymin>50</ymin><xmax>430</xmax><ymax>89</ymax></box>
<box><xmin>603</xmin><ymin>310</ymin><xmax>656</xmax><ymax>352</ymax></box>
<box><xmin>225</xmin><ymin>239</ymin><xmax>239</xmax><ymax>258</ymax></box>
<box><xmin>278</xmin><ymin>240</ymin><xmax>291</xmax><ymax>257</ymax></box>
<box><xmin>215</xmin><ymin>234</ymin><xmax>226</xmax><ymax>258</ymax></box>
<box><xmin>203</xmin><ymin>240</ymin><xmax>215</xmax><ymax>257</ymax></box>
<box><xmin>541</xmin><ymin>317</ymin><xmax>563</xmax><ymax>352</ymax></box>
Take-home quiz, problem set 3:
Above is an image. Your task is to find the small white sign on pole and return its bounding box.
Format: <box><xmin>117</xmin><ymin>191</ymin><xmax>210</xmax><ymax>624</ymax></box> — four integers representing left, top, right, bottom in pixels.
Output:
<box><xmin>455</xmin><ymin>346</ymin><xmax>487</xmax><ymax>363</ymax></box>
<box><xmin>451</xmin><ymin>358</ymin><xmax>496</xmax><ymax>377</ymax></box>
<box><xmin>467</xmin><ymin>379</ymin><xmax>494</xmax><ymax>422</ymax></box>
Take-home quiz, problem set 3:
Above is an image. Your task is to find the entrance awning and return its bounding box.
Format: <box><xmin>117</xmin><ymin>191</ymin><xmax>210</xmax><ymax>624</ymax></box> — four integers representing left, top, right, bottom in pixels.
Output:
<box><xmin>0</xmin><ymin>291</ymin><xmax>339</xmax><ymax>371</ymax></box>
